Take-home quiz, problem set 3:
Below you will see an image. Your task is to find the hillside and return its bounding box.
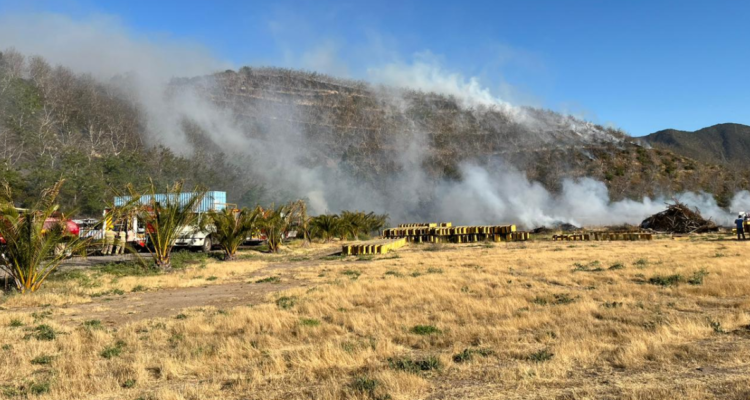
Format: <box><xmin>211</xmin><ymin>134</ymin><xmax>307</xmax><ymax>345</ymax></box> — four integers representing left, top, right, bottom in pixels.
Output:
<box><xmin>0</xmin><ymin>49</ymin><xmax>748</xmax><ymax>218</ymax></box>
<box><xmin>643</xmin><ymin>123</ymin><xmax>750</xmax><ymax>165</ymax></box>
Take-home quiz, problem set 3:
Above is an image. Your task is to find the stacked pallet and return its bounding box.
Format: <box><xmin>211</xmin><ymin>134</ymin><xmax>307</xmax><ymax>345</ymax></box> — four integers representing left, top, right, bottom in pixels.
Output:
<box><xmin>383</xmin><ymin>223</ymin><xmax>530</xmax><ymax>243</ymax></box>
<box><xmin>342</xmin><ymin>238</ymin><xmax>407</xmax><ymax>255</ymax></box>
<box><xmin>552</xmin><ymin>232</ymin><xmax>653</xmax><ymax>241</ymax></box>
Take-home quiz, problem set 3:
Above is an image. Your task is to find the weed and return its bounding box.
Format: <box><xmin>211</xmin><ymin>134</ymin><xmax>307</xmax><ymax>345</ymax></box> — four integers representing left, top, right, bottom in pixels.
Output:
<box><xmin>572</xmin><ymin>261</ymin><xmax>603</xmax><ymax>272</ymax></box>
<box><xmin>708</xmin><ymin>319</ymin><xmax>725</xmax><ymax>334</ymax></box>
<box><xmin>94</xmin><ymin>260</ymin><xmax>158</xmax><ymax>277</ymax></box>
<box><xmin>357</xmin><ymin>255</ymin><xmax>374</xmax><ymax>261</ymax></box>
<box><xmin>122</xmin><ymin>379</ymin><xmax>136</xmax><ymax>389</ymax></box>
<box><xmin>384</xmin><ymin>270</ymin><xmax>404</xmax><ymax>278</ymax></box>
<box><xmin>350</xmin><ymin>376</ymin><xmax>390</xmax><ymax>399</ymax></box>
<box><xmin>83</xmin><ymin>320</ymin><xmax>102</xmax><ymax>329</ymax></box>
<box><xmin>424</xmin><ymin>244</ymin><xmax>444</xmax><ymax>252</ymax></box>
<box><xmin>131</xmin><ymin>285</ymin><xmax>146</xmax><ymax>293</ymax></box>
<box><xmin>410</xmin><ymin>271</ymin><xmax>423</xmax><ymax>277</ymax></box>
<box><xmin>31</xmin><ymin>355</ymin><xmax>53</xmax><ymax>365</ymax></box>
<box><xmin>460</xmin><ymin>285</ymin><xmax>470</xmax><ymax>293</ymax></box>
<box><xmin>29</xmin><ymin>381</ymin><xmax>50</xmax><ymax>395</ymax></box>
<box><xmin>276</xmin><ymin>296</ymin><xmax>297</xmax><ymax>310</ymax></box>
<box><xmin>688</xmin><ymin>268</ymin><xmax>709</xmax><ymax>285</ymax></box>
<box><xmin>388</xmin><ymin>355</ymin><xmax>442</xmax><ymax>373</ymax></box>
<box><xmin>609</xmin><ymin>262</ymin><xmax>625</xmax><ymax>270</ymax></box>
<box><xmin>527</xmin><ymin>348</ymin><xmax>554</xmax><ymax>362</ymax></box>
<box><xmin>206</xmin><ymin>276</ymin><xmax>218</xmax><ymax>281</ymax></box>
<box><xmin>426</xmin><ymin>267</ymin><xmax>443</xmax><ymax>274</ymax></box>
<box><xmin>341</xmin><ymin>269</ymin><xmax>361</xmax><ymax>280</ymax></box>
<box><xmin>649</xmin><ymin>274</ymin><xmax>682</xmax><ymax>287</ymax></box>
<box><xmin>9</xmin><ymin>319</ymin><xmax>23</xmax><ymax>327</ymax></box>
<box><xmin>2</xmin><ymin>344</ymin><xmax>11</xmax><ymax>351</ymax></box>
<box><xmin>101</xmin><ymin>340</ymin><xmax>126</xmax><ymax>359</ymax></box>
<box><xmin>602</xmin><ymin>301</ymin><xmax>623</xmax><ymax>308</ymax></box>
<box><xmin>28</xmin><ymin>325</ymin><xmax>56</xmax><ymax>341</ymax></box>
<box><xmin>531</xmin><ymin>296</ymin><xmax>548</xmax><ymax>306</ymax></box>
<box><xmin>552</xmin><ymin>293</ymin><xmax>575</xmax><ymax>304</ymax></box>
<box><xmin>300</xmin><ymin>318</ymin><xmax>320</xmax><ymax>327</ymax></box>
<box><xmin>175</xmin><ymin>313</ymin><xmax>188</xmax><ymax>320</ymax></box>
<box><xmin>634</xmin><ymin>258</ymin><xmax>648</xmax><ymax>268</ymax></box>
<box><xmin>410</xmin><ymin>325</ymin><xmax>441</xmax><ymax>335</ymax></box>
<box><xmin>255</xmin><ymin>276</ymin><xmax>281</xmax><ymax>284</ymax></box>
<box><xmin>452</xmin><ymin>348</ymin><xmax>494</xmax><ymax>363</ymax></box>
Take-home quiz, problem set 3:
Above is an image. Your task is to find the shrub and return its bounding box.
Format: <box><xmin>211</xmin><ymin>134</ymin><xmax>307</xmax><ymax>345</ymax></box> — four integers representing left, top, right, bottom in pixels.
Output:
<box><xmin>255</xmin><ymin>276</ymin><xmax>281</xmax><ymax>284</ymax></box>
<box><xmin>527</xmin><ymin>348</ymin><xmax>554</xmax><ymax>362</ymax></box>
<box><xmin>29</xmin><ymin>325</ymin><xmax>56</xmax><ymax>341</ymax></box>
<box><xmin>276</xmin><ymin>296</ymin><xmax>297</xmax><ymax>310</ymax></box>
<box><xmin>688</xmin><ymin>269</ymin><xmax>709</xmax><ymax>285</ymax></box>
<box><xmin>410</xmin><ymin>325</ymin><xmax>441</xmax><ymax>335</ymax></box>
<box><xmin>388</xmin><ymin>355</ymin><xmax>441</xmax><ymax>373</ymax></box>
<box><xmin>300</xmin><ymin>318</ymin><xmax>320</xmax><ymax>327</ymax></box>
<box><xmin>452</xmin><ymin>348</ymin><xmax>494</xmax><ymax>363</ymax></box>
<box><xmin>609</xmin><ymin>262</ymin><xmax>625</xmax><ymax>270</ymax></box>
<box><xmin>649</xmin><ymin>274</ymin><xmax>682</xmax><ymax>287</ymax></box>
<box><xmin>31</xmin><ymin>355</ymin><xmax>53</xmax><ymax>365</ymax></box>
<box><xmin>101</xmin><ymin>340</ymin><xmax>126</xmax><ymax>359</ymax></box>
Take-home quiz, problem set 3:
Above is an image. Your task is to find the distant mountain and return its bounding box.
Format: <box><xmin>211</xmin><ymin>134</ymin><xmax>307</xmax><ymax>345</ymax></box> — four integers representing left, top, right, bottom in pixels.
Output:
<box><xmin>642</xmin><ymin>123</ymin><xmax>750</xmax><ymax>165</ymax></box>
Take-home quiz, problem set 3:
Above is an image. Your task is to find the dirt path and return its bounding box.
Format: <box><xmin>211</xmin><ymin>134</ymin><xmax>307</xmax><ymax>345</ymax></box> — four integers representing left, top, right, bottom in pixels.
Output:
<box><xmin>54</xmin><ymin>278</ymin><xmax>306</xmax><ymax>327</ymax></box>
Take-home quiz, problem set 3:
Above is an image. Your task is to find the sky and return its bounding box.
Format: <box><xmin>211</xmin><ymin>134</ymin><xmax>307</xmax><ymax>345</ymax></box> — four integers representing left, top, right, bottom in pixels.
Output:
<box><xmin>0</xmin><ymin>0</ymin><xmax>748</xmax><ymax>136</ymax></box>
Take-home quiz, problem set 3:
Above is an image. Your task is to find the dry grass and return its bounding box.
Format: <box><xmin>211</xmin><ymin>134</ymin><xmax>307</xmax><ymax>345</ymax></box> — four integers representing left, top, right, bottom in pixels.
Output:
<box><xmin>2</xmin><ymin>237</ymin><xmax>750</xmax><ymax>399</ymax></box>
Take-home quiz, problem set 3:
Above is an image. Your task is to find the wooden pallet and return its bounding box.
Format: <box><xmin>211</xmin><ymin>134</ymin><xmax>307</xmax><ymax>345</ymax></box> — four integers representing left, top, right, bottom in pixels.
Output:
<box><xmin>552</xmin><ymin>232</ymin><xmax>653</xmax><ymax>241</ymax></box>
<box><xmin>342</xmin><ymin>238</ymin><xmax>408</xmax><ymax>255</ymax></box>
<box><xmin>384</xmin><ymin>223</ymin><xmax>529</xmax><ymax>243</ymax></box>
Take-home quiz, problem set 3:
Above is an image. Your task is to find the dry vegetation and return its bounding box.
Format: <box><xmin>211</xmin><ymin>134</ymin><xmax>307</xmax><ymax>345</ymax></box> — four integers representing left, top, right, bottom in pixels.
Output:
<box><xmin>2</xmin><ymin>237</ymin><xmax>750</xmax><ymax>399</ymax></box>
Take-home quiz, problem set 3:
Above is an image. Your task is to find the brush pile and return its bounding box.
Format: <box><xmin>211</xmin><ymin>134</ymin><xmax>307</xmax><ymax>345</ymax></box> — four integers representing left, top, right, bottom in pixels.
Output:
<box><xmin>640</xmin><ymin>202</ymin><xmax>718</xmax><ymax>233</ymax></box>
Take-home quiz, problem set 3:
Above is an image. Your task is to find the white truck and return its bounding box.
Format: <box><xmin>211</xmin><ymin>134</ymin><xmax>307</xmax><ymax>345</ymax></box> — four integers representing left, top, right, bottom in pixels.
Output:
<box><xmin>111</xmin><ymin>191</ymin><xmax>228</xmax><ymax>252</ymax></box>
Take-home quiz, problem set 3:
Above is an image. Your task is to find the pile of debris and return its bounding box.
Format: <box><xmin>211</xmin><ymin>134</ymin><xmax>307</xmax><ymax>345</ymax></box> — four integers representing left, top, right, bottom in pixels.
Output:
<box><xmin>640</xmin><ymin>202</ymin><xmax>718</xmax><ymax>233</ymax></box>
<box><xmin>532</xmin><ymin>222</ymin><xmax>580</xmax><ymax>234</ymax></box>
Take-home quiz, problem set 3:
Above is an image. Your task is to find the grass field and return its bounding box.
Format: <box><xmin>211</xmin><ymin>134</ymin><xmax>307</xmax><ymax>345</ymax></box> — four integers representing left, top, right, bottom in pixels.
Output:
<box><xmin>1</xmin><ymin>237</ymin><xmax>750</xmax><ymax>399</ymax></box>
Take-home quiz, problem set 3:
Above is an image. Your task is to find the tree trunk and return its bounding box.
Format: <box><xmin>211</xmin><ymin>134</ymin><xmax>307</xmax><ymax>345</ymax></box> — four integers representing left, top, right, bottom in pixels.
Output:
<box><xmin>224</xmin><ymin>251</ymin><xmax>237</xmax><ymax>261</ymax></box>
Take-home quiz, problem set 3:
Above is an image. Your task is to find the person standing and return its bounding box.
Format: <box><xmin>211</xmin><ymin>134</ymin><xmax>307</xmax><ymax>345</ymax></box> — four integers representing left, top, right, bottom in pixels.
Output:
<box><xmin>114</xmin><ymin>230</ymin><xmax>126</xmax><ymax>255</ymax></box>
<box><xmin>104</xmin><ymin>228</ymin><xmax>116</xmax><ymax>255</ymax></box>
<box><xmin>735</xmin><ymin>214</ymin><xmax>746</xmax><ymax>241</ymax></box>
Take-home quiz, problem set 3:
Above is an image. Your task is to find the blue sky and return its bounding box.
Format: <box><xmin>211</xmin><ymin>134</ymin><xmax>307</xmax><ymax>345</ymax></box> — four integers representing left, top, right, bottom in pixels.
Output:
<box><xmin>1</xmin><ymin>0</ymin><xmax>748</xmax><ymax>136</ymax></box>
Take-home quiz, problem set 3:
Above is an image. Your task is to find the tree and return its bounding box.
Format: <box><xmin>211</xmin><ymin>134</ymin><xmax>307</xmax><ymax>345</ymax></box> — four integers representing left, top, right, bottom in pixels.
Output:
<box><xmin>310</xmin><ymin>214</ymin><xmax>342</xmax><ymax>242</ymax></box>
<box><xmin>206</xmin><ymin>207</ymin><xmax>260</xmax><ymax>260</ymax></box>
<box><xmin>257</xmin><ymin>203</ymin><xmax>294</xmax><ymax>253</ymax></box>
<box><xmin>0</xmin><ymin>180</ymin><xmax>89</xmax><ymax>293</ymax></box>
<box><xmin>129</xmin><ymin>181</ymin><xmax>207</xmax><ymax>270</ymax></box>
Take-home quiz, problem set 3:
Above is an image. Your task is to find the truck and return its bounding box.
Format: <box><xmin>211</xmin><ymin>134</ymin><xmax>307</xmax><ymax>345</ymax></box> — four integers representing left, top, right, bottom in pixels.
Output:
<box><xmin>109</xmin><ymin>191</ymin><xmax>227</xmax><ymax>252</ymax></box>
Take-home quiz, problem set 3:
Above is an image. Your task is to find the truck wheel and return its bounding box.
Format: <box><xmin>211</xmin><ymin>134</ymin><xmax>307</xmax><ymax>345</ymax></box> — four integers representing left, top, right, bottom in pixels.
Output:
<box><xmin>202</xmin><ymin>236</ymin><xmax>213</xmax><ymax>252</ymax></box>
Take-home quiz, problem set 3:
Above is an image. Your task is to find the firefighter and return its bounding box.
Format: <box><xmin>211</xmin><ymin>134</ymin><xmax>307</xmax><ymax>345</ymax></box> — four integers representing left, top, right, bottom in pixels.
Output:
<box><xmin>114</xmin><ymin>230</ymin><xmax>126</xmax><ymax>255</ymax></box>
<box><xmin>735</xmin><ymin>214</ymin><xmax>746</xmax><ymax>241</ymax></box>
<box><xmin>103</xmin><ymin>228</ymin><xmax>116</xmax><ymax>255</ymax></box>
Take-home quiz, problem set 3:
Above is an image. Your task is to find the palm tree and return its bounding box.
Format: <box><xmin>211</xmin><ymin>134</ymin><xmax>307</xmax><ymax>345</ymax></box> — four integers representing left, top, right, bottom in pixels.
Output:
<box><xmin>310</xmin><ymin>214</ymin><xmax>342</xmax><ymax>242</ymax></box>
<box><xmin>257</xmin><ymin>203</ymin><xmax>294</xmax><ymax>253</ymax></box>
<box><xmin>206</xmin><ymin>207</ymin><xmax>260</xmax><ymax>260</ymax></box>
<box><xmin>129</xmin><ymin>181</ymin><xmax>207</xmax><ymax>270</ymax></box>
<box><xmin>0</xmin><ymin>180</ymin><xmax>90</xmax><ymax>293</ymax></box>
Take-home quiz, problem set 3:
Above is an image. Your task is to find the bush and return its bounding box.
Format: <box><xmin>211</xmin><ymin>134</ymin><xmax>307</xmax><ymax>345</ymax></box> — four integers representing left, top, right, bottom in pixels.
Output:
<box><xmin>29</xmin><ymin>325</ymin><xmax>56</xmax><ymax>341</ymax></box>
<box><xmin>30</xmin><ymin>355</ymin><xmax>53</xmax><ymax>365</ymax></box>
<box><xmin>688</xmin><ymin>269</ymin><xmax>709</xmax><ymax>285</ymax></box>
<box><xmin>527</xmin><ymin>348</ymin><xmax>554</xmax><ymax>362</ymax></box>
<box><xmin>649</xmin><ymin>274</ymin><xmax>682</xmax><ymax>287</ymax></box>
<box><xmin>410</xmin><ymin>325</ymin><xmax>441</xmax><ymax>335</ymax></box>
<box><xmin>276</xmin><ymin>296</ymin><xmax>297</xmax><ymax>310</ymax></box>
<box><xmin>101</xmin><ymin>340</ymin><xmax>126</xmax><ymax>359</ymax></box>
<box><xmin>452</xmin><ymin>348</ymin><xmax>494</xmax><ymax>363</ymax></box>
<box><xmin>300</xmin><ymin>318</ymin><xmax>320</xmax><ymax>327</ymax></box>
<box><xmin>388</xmin><ymin>355</ymin><xmax>441</xmax><ymax>373</ymax></box>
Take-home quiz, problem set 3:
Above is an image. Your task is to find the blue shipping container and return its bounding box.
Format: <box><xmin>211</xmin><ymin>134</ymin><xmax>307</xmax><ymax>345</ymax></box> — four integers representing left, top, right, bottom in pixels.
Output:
<box><xmin>114</xmin><ymin>191</ymin><xmax>227</xmax><ymax>213</ymax></box>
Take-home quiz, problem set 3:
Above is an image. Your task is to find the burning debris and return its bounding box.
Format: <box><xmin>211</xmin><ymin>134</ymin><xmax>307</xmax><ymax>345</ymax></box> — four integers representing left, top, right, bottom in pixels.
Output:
<box><xmin>640</xmin><ymin>202</ymin><xmax>718</xmax><ymax>233</ymax></box>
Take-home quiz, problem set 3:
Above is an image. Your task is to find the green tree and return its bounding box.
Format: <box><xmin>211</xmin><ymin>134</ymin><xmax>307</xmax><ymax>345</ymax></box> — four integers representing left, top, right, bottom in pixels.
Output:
<box><xmin>206</xmin><ymin>207</ymin><xmax>260</xmax><ymax>260</ymax></box>
<box><xmin>310</xmin><ymin>214</ymin><xmax>342</xmax><ymax>242</ymax></box>
<box><xmin>0</xmin><ymin>180</ymin><xmax>90</xmax><ymax>293</ymax></box>
<box><xmin>257</xmin><ymin>203</ymin><xmax>294</xmax><ymax>253</ymax></box>
<box><xmin>128</xmin><ymin>181</ymin><xmax>207</xmax><ymax>270</ymax></box>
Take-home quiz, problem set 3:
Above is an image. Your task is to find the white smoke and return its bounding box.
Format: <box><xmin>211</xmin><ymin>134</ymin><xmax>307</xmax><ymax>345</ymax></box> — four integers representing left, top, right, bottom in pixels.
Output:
<box><xmin>1</xmin><ymin>12</ymin><xmax>744</xmax><ymax>228</ymax></box>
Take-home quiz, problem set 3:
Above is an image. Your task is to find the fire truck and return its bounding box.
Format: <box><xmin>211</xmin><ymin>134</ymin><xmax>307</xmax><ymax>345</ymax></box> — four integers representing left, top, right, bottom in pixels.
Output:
<box><xmin>107</xmin><ymin>191</ymin><xmax>227</xmax><ymax>252</ymax></box>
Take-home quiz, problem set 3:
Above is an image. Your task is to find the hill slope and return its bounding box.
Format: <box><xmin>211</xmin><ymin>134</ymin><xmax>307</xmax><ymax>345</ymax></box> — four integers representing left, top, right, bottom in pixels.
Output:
<box><xmin>643</xmin><ymin>123</ymin><xmax>750</xmax><ymax>165</ymax></box>
<box><xmin>0</xmin><ymin>49</ymin><xmax>748</xmax><ymax>219</ymax></box>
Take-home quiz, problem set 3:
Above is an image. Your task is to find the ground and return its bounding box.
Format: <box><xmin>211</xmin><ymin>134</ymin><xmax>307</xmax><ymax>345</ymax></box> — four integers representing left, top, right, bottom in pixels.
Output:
<box><xmin>1</xmin><ymin>237</ymin><xmax>750</xmax><ymax>400</ymax></box>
